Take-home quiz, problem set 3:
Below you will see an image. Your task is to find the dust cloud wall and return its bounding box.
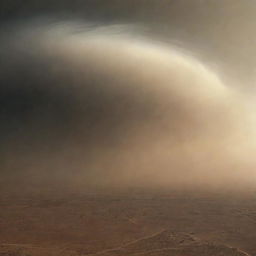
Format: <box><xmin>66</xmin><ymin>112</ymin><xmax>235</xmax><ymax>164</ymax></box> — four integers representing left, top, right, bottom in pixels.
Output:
<box><xmin>1</xmin><ymin>20</ymin><xmax>256</xmax><ymax>192</ymax></box>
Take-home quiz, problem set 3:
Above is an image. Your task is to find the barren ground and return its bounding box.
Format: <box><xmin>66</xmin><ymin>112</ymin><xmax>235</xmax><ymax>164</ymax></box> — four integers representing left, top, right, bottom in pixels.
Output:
<box><xmin>1</xmin><ymin>185</ymin><xmax>256</xmax><ymax>256</ymax></box>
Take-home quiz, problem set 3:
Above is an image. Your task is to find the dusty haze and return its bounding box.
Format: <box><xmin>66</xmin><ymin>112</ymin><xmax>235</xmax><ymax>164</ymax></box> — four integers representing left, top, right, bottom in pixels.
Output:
<box><xmin>2</xmin><ymin>3</ymin><xmax>256</xmax><ymax>256</ymax></box>
<box><xmin>1</xmin><ymin>20</ymin><xmax>256</xmax><ymax>192</ymax></box>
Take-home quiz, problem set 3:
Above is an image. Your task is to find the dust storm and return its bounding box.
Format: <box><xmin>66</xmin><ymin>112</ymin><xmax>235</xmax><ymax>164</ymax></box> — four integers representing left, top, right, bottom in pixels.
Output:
<box><xmin>1</xmin><ymin>21</ymin><xmax>256</xmax><ymax>192</ymax></box>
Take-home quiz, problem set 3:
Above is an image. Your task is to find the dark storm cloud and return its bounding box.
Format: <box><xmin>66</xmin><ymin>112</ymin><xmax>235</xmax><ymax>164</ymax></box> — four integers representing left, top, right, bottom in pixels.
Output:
<box><xmin>0</xmin><ymin>27</ymin><xmax>159</xmax><ymax>146</ymax></box>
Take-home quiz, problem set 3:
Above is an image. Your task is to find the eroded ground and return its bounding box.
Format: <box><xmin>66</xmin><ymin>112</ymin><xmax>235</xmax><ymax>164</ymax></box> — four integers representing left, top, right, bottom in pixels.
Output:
<box><xmin>0</xmin><ymin>187</ymin><xmax>255</xmax><ymax>256</ymax></box>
